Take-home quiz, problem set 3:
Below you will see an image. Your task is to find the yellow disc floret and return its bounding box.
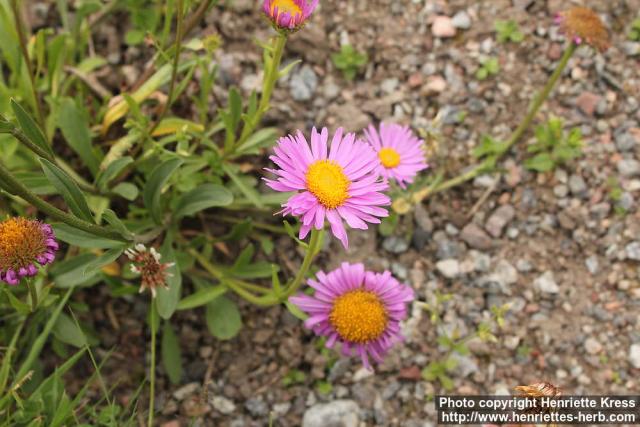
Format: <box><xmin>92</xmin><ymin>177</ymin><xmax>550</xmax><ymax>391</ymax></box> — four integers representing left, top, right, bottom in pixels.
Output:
<box><xmin>378</xmin><ymin>147</ymin><xmax>401</xmax><ymax>169</ymax></box>
<box><xmin>329</xmin><ymin>290</ymin><xmax>388</xmax><ymax>343</ymax></box>
<box><xmin>305</xmin><ymin>160</ymin><xmax>350</xmax><ymax>209</ymax></box>
<box><xmin>270</xmin><ymin>0</ymin><xmax>302</xmax><ymax>16</ymax></box>
<box><xmin>0</xmin><ymin>218</ymin><xmax>46</xmax><ymax>270</ymax></box>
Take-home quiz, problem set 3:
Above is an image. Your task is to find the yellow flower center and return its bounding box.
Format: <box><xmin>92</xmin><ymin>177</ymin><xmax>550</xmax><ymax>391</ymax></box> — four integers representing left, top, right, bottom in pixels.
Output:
<box><xmin>305</xmin><ymin>160</ymin><xmax>350</xmax><ymax>209</ymax></box>
<box><xmin>270</xmin><ymin>0</ymin><xmax>302</xmax><ymax>16</ymax></box>
<box><xmin>329</xmin><ymin>290</ymin><xmax>388</xmax><ymax>343</ymax></box>
<box><xmin>378</xmin><ymin>147</ymin><xmax>401</xmax><ymax>169</ymax></box>
<box><xmin>0</xmin><ymin>218</ymin><xmax>46</xmax><ymax>270</ymax></box>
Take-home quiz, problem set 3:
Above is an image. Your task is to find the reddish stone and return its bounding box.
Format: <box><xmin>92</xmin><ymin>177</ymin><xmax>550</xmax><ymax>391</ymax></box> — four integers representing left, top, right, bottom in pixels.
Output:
<box><xmin>575</xmin><ymin>91</ymin><xmax>601</xmax><ymax>116</ymax></box>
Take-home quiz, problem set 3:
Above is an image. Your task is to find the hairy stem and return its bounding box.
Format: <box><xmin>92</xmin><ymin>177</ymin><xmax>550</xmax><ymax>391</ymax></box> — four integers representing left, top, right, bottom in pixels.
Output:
<box><xmin>425</xmin><ymin>43</ymin><xmax>577</xmax><ymax>199</ymax></box>
<box><xmin>281</xmin><ymin>228</ymin><xmax>323</xmax><ymax>299</ymax></box>
<box><xmin>148</xmin><ymin>301</ymin><xmax>157</xmax><ymax>427</ymax></box>
<box><xmin>231</xmin><ymin>33</ymin><xmax>288</xmax><ymax>154</ymax></box>
<box><xmin>188</xmin><ymin>249</ymin><xmax>278</xmax><ymax>306</ymax></box>
<box><xmin>10</xmin><ymin>0</ymin><xmax>45</xmax><ymax>128</ymax></box>
<box><xmin>26</xmin><ymin>280</ymin><xmax>38</xmax><ymax>312</ymax></box>
<box><xmin>0</xmin><ymin>161</ymin><xmax>129</xmax><ymax>241</ymax></box>
<box><xmin>149</xmin><ymin>0</ymin><xmax>185</xmax><ymax>136</ymax></box>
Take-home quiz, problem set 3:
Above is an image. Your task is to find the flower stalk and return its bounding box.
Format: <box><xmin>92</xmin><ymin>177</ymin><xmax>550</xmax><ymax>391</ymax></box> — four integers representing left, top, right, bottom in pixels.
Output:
<box><xmin>10</xmin><ymin>0</ymin><xmax>45</xmax><ymax>128</ymax></box>
<box><xmin>231</xmin><ymin>33</ymin><xmax>288</xmax><ymax>154</ymax></box>
<box><xmin>416</xmin><ymin>42</ymin><xmax>577</xmax><ymax>201</ymax></box>
<box><xmin>281</xmin><ymin>228</ymin><xmax>323</xmax><ymax>299</ymax></box>
<box><xmin>26</xmin><ymin>280</ymin><xmax>38</xmax><ymax>312</ymax></box>
<box><xmin>148</xmin><ymin>301</ymin><xmax>157</xmax><ymax>427</ymax></box>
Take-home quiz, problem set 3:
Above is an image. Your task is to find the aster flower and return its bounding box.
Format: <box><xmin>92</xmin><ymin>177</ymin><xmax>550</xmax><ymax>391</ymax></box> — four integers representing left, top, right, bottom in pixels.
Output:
<box><xmin>554</xmin><ymin>7</ymin><xmax>610</xmax><ymax>52</ymax></box>
<box><xmin>262</xmin><ymin>0</ymin><xmax>319</xmax><ymax>32</ymax></box>
<box><xmin>125</xmin><ymin>244</ymin><xmax>174</xmax><ymax>298</ymax></box>
<box><xmin>264</xmin><ymin>127</ymin><xmax>391</xmax><ymax>249</ymax></box>
<box><xmin>289</xmin><ymin>262</ymin><xmax>415</xmax><ymax>369</ymax></box>
<box><xmin>364</xmin><ymin>123</ymin><xmax>429</xmax><ymax>189</ymax></box>
<box><xmin>0</xmin><ymin>217</ymin><xmax>58</xmax><ymax>285</ymax></box>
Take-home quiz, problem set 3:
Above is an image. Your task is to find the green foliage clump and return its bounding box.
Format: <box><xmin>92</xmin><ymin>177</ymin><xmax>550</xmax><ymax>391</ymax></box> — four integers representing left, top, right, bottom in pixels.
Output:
<box><xmin>331</xmin><ymin>44</ymin><xmax>369</xmax><ymax>81</ymax></box>
<box><xmin>475</xmin><ymin>57</ymin><xmax>500</xmax><ymax>80</ymax></box>
<box><xmin>524</xmin><ymin>117</ymin><xmax>583</xmax><ymax>172</ymax></box>
<box><xmin>420</xmin><ymin>292</ymin><xmax>508</xmax><ymax>391</ymax></box>
<box><xmin>628</xmin><ymin>18</ymin><xmax>640</xmax><ymax>41</ymax></box>
<box><xmin>495</xmin><ymin>20</ymin><xmax>525</xmax><ymax>43</ymax></box>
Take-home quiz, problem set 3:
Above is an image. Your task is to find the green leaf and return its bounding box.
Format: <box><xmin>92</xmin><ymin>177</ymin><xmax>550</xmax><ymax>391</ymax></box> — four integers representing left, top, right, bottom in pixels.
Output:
<box><xmin>162</xmin><ymin>322</ymin><xmax>183</xmax><ymax>384</ymax></box>
<box><xmin>143</xmin><ymin>158</ymin><xmax>183</xmax><ymax>224</ymax></box>
<box><xmin>177</xmin><ymin>285</ymin><xmax>226</xmax><ymax>310</ymax></box>
<box><xmin>3</xmin><ymin>287</ymin><xmax>31</xmax><ymax>315</ymax></box>
<box><xmin>228</xmin><ymin>87</ymin><xmax>242</xmax><ymax>131</ymax></box>
<box><xmin>40</xmin><ymin>158</ymin><xmax>94</xmax><ymax>222</ymax></box>
<box><xmin>222</xmin><ymin>163</ymin><xmax>263</xmax><ymax>208</ymax></box>
<box><xmin>475</xmin><ymin>68</ymin><xmax>488</xmax><ymax>80</ymax></box>
<box><xmin>103</xmin><ymin>209</ymin><xmax>134</xmax><ymax>239</ymax></box>
<box><xmin>155</xmin><ymin>241</ymin><xmax>181</xmax><ymax>319</ymax></box>
<box><xmin>96</xmin><ymin>156</ymin><xmax>133</xmax><ymax>189</ymax></box>
<box><xmin>524</xmin><ymin>152</ymin><xmax>555</xmax><ymax>172</ymax></box>
<box><xmin>53</xmin><ymin>313</ymin><xmax>87</xmax><ymax>348</ymax></box>
<box><xmin>112</xmin><ymin>182</ymin><xmax>139</xmax><ymax>200</ymax></box>
<box><xmin>174</xmin><ymin>184</ymin><xmax>233</xmax><ymax>218</ymax></box>
<box><xmin>284</xmin><ymin>300</ymin><xmax>308</xmax><ymax>321</ymax></box>
<box><xmin>11</xmin><ymin>99</ymin><xmax>54</xmax><ymax>158</ymax></box>
<box><xmin>50</xmin><ymin>254</ymin><xmax>102</xmax><ymax>288</ymax></box>
<box><xmin>52</xmin><ymin>223</ymin><xmax>123</xmax><ymax>249</ymax></box>
<box><xmin>82</xmin><ymin>247</ymin><xmax>124</xmax><ymax>277</ymax></box>
<box><xmin>206</xmin><ymin>295</ymin><xmax>242</xmax><ymax>340</ymax></box>
<box><xmin>235</xmin><ymin>127</ymin><xmax>278</xmax><ymax>155</ymax></box>
<box><xmin>13</xmin><ymin>171</ymin><xmax>56</xmax><ymax>195</ymax></box>
<box><xmin>58</xmin><ymin>98</ymin><xmax>101</xmax><ymax>175</ymax></box>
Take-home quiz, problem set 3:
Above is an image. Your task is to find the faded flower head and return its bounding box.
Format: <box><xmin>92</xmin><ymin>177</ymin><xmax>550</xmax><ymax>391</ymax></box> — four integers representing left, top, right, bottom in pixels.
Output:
<box><xmin>125</xmin><ymin>244</ymin><xmax>174</xmax><ymax>298</ymax></box>
<box><xmin>515</xmin><ymin>382</ymin><xmax>562</xmax><ymax>416</ymax></box>
<box><xmin>264</xmin><ymin>127</ymin><xmax>391</xmax><ymax>249</ymax></box>
<box><xmin>515</xmin><ymin>381</ymin><xmax>562</xmax><ymax>398</ymax></box>
<box><xmin>289</xmin><ymin>262</ymin><xmax>415</xmax><ymax>369</ymax></box>
<box><xmin>555</xmin><ymin>7</ymin><xmax>610</xmax><ymax>52</ymax></box>
<box><xmin>262</xmin><ymin>0</ymin><xmax>319</xmax><ymax>32</ymax></box>
<box><xmin>0</xmin><ymin>217</ymin><xmax>58</xmax><ymax>285</ymax></box>
<box><xmin>364</xmin><ymin>123</ymin><xmax>429</xmax><ymax>189</ymax></box>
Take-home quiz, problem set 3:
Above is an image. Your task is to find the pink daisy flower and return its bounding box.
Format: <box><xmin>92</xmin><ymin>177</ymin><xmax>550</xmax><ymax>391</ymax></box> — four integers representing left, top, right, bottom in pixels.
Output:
<box><xmin>364</xmin><ymin>123</ymin><xmax>429</xmax><ymax>189</ymax></box>
<box><xmin>264</xmin><ymin>127</ymin><xmax>391</xmax><ymax>249</ymax></box>
<box><xmin>262</xmin><ymin>0</ymin><xmax>319</xmax><ymax>32</ymax></box>
<box><xmin>0</xmin><ymin>217</ymin><xmax>58</xmax><ymax>285</ymax></box>
<box><xmin>289</xmin><ymin>262</ymin><xmax>415</xmax><ymax>369</ymax></box>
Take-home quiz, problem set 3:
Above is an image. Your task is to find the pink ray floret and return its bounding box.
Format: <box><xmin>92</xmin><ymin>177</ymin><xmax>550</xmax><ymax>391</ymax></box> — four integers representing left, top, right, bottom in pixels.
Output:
<box><xmin>290</xmin><ymin>262</ymin><xmax>415</xmax><ymax>369</ymax></box>
<box><xmin>262</xmin><ymin>0</ymin><xmax>319</xmax><ymax>31</ymax></box>
<box><xmin>264</xmin><ymin>127</ymin><xmax>391</xmax><ymax>249</ymax></box>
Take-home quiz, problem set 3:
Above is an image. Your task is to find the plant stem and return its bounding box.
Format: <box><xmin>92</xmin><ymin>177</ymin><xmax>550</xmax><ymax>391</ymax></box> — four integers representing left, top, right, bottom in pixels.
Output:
<box><xmin>232</xmin><ymin>33</ymin><xmax>288</xmax><ymax>154</ymax></box>
<box><xmin>149</xmin><ymin>0</ymin><xmax>185</xmax><ymax>136</ymax></box>
<box><xmin>188</xmin><ymin>249</ymin><xmax>278</xmax><ymax>306</ymax></box>
<box><xmin>148</xmin><ymin>301</ymin><xmax>157</xmax><ymax>427</ymax></box>
<box><xmin>0</xmin><ymin>161</ymin><xmax>129</xmax><ymax>241</ymax></box>
<box><xmin>26</xmin><ymin>280</ymin><xmax>37</xmax><ymax>312</ymax></box>
<box><xmin>281</xmin><ymin>228</ymin><xmax>323</xmax><ymax>299</ymax></box>
<box><xmin>10</xmin><ymin>0</ymin><xmax>45</xmax><ymax>128</ymax></box>
<box><xmin>424</xmin><ymin>43</ymin><xmax>577</xmax><ymax>199</ymax></box>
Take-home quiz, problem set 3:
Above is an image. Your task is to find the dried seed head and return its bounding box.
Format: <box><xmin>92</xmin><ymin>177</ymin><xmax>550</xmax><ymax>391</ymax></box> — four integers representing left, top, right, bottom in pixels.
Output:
<box><xmin>125</xmin><ymin>244</ymin><xmax>174</xmax><ymax>298</ymax></box>
<box><xmin>515</xmin><ymin>382</ymin><xmax>562</xmax><ymax>415</ymax></box>
<box><xmin>555</xmin><ymin>7</ymin><xmax>610</xmax><ymax>52</ymax></box>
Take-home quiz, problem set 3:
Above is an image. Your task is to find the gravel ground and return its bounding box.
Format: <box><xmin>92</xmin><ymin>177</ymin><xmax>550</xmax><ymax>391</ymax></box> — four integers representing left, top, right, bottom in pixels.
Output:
<box><xmin>37</xmin><ymin>0</ymin><xmax>640</xmax><ymax>425</ymax></box>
